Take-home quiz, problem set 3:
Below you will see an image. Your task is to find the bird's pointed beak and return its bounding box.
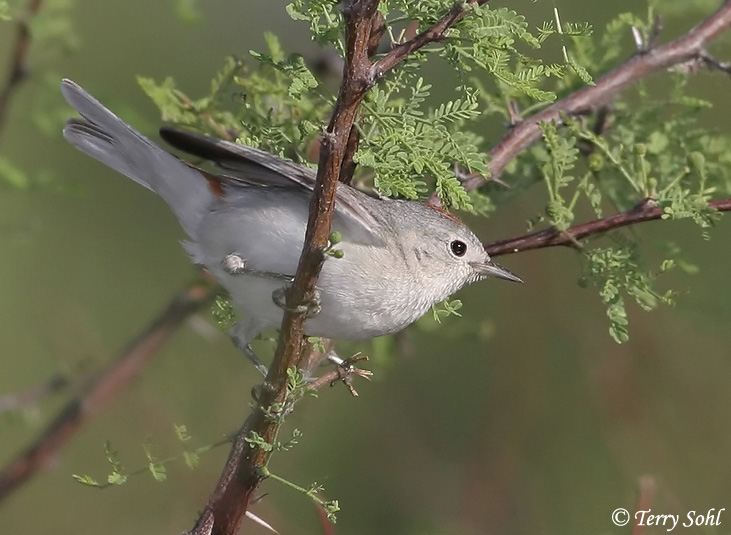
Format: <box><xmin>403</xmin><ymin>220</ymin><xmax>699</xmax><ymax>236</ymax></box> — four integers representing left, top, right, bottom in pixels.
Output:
<box><xmin>470</xmin><ymin>259</ymin><xmax>523</xmax><ymax>283</ymax></box>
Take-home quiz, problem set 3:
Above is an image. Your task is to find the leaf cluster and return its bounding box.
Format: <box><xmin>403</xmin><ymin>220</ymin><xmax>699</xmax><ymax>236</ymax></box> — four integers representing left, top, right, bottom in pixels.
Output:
<box><xmin>530</xmin><ymin>73</ymin><xmax>726</xmax><ymax>340</ymax></box>
<box><xmin>72</xmin><ymin>426</ymin><xmax>225</xmax><ymax>489</ymax></box>
<box><xmin>137</xmin><ymin>0</ymin><xmax>729</xmax><ymax>346</ymax></box>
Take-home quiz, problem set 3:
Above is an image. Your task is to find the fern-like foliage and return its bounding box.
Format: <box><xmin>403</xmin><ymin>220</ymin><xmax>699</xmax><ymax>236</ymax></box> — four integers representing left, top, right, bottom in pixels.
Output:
<box><xmin>135</xmin><ymin>1</ymin><xmax>728</xmax><ymax>343</ymax></box>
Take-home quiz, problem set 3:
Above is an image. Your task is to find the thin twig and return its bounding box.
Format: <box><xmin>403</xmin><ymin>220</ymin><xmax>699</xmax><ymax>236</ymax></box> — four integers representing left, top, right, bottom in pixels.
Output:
<box><xmin>371</xmin><ymin>0</ymin><xmax>489</xmax><ymax>78</ymax></box>
<box><xmin>0</xmin><ymin>279</ymin><xmax>216</xmax><ymax>501</ymax></box>
<box><xmin>0</xmin><ymin>0</ymin><xmax>43</xmax><ymax>144</ymax></box>
<box><xmin>485</xmin><ymin>198</ymin><xmax>731</xmax><ymax>257</ymax></box>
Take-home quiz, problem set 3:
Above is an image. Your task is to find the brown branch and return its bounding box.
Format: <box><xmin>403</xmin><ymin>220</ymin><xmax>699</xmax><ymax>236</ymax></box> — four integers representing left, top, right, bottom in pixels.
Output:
<box><xmin>0</xmin><ymin>0</ymin><xmax>43</xmax><ymax>144</ymax></box>
<box><xmin>371</xmin><ymin>0</ymin><xmax>489</xmax><ymax>78</ymax></box>
<box><xmin>485</xmin><ymin>198</ymin><xmax>731</xmax><ymax>257</ymax></box>
<box><xmin>187</xmin><ymin>2</ymin><xmax>496</xmax><ymax>534</ymax></box>
<box><xmin>435</xmin><ymin>0</ymin><xmax>731</xmax><ymax>198</ymax></box>
<box><xmin>189</xmin><ymin>3</ymin><xmax>381</xmax><ymax>534</ymax></box>
<box><xmin>0</xmin><ymin>279</ymin><xmax>215</xmax><ymax>502</ymax></box>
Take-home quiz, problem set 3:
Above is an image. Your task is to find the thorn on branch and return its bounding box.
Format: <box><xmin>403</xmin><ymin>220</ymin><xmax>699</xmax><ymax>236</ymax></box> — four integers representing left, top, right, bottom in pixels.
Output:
<box><xmin>699</xmin><ymin>50</ymin><xmax>731</xmax><ymax>74</ymax></box>
<box><xmin>631</xmin><ymin>26</ymin><xmax>645</xmax><ymax>52</ymax></box>
<box><xmin>632</xmin><ymin>16</ymin><xmax>663</xmax><ymax>53</ymax></box>
<box><xmin>453</xmin><ymin>163</ymin><xmax>511</xmax><ymax>190</ymax></box>
<box><xmin>506</xmin><ymin>99</ymin><xmax>522</xmax><ymax>127</ymax></box>
<box><xmin>648</xmin><ymin>15</ymin><xmax>664</xmax><ymax>49</ymax></box>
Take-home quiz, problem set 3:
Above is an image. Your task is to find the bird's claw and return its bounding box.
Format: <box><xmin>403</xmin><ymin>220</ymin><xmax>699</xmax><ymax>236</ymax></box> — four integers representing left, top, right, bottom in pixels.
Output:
<box><xmin>272</xmin><ymin>286</ymin><xmax>322</xmax><ymax>318</ymax></box>
<box><xmin>328</xmin><ymin>353</ymin><xmax>373</xmax><ymax>397</ymax></box>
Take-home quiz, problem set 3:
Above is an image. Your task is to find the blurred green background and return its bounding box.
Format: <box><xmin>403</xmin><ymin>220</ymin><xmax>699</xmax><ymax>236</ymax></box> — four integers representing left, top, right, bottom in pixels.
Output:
<box><xmin>2</xmin><ymin>1</ymin><xmax>731</xmax><ymax>534</ymax></box>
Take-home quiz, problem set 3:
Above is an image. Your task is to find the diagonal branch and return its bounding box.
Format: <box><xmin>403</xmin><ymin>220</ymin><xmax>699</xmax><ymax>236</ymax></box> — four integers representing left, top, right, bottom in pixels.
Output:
<box><xmin>0</xmin><ymin>279</ymin><xmax>215</xmax><ymax>502</ymax></box>
<box><xmin>371</xmin><ymin>0</ymin><xmax>489</xmax><ymax>78</ymax></box>
<box><xmin>485</xmin><ymin>198</ymin><xmax>731</xmax><ymax>257</ymax></box>
<box><xmin>442</xmin><ymin>0</ymin><xmax>731</xmax><ymax>197</ymax></box>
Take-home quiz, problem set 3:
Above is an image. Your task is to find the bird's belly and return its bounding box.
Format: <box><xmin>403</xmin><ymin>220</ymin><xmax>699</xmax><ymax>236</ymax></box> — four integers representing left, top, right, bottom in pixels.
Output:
<box><xmin>216</xmin><ymin>266</ymin><xmax>429</xmax><ymax>341</ymax></box>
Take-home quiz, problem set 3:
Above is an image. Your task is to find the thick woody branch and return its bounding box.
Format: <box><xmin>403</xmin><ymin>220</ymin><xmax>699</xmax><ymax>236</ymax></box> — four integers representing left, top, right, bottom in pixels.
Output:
<box><xmin>449</xmin><ymin>0</ymin><xmax>731</xmax><ymax>195</ymax></box>
<box><xmin>0</xmin><ymin>280</ymin><xmax>215</xmax><ymax>501</ymax></box>
<box><xmin>485</xmin><ymin>198</ymin><xmax>731</xmax><ymax>257</ymax></box>
<box><xmin>0</xmin><ymin>0</ymin><xmax>43</xmax><ymax>143</ymax></box>
<box><xmin>191</xmin><ymin>2</ymin><xmax>381</xmax><ymax>534</ymax></box>
<box><xmin>189</xmin><ymin>1</ymin><xmax>505</xmax><ymax>533</ymax></box>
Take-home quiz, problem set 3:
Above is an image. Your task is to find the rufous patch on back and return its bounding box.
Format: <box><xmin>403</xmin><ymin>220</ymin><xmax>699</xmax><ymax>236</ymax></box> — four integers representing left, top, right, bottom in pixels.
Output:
<box><xmin>425</xmin><ymin>203</ymin><xmax>463</xmax><ymax>225</ymax></box>
<box><xmin>183</xmin><ymin>160</ymin><xmax>226</xmax><ymax>198</ymax></box>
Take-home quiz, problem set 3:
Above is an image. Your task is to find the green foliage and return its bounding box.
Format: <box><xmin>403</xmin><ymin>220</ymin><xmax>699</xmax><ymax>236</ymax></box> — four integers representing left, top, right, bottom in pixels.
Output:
<box><xmin>261</xmin><ymin>466</ymin><xmax>341</xmax><ymax>523</ymax></box>
<box><xmin>245</xmin><ymin>431</ymin><xmax>274</xmax><ymax>452</ymax></box>
<box><xmin>104</xmin><ymin>441</ymin><xmax>128</xmax><ymax>485</ymax></box>
<box><xmin>211</xmin><ymin>295</ymin><xmax>236</xmax><ymax>329</ymax></box>
<box><xmin>72</xmin><ymin>426</ymin><xmax>227</xmax><ymax>489</ymax></box>
<box><xmin>143</xmin><ymin>438</ymin><xmax>167</xmax><ymax>482</ymax></box>
<box><xmin>356</xmin><ymin>77</ymin><xmax>483</xmax><ymax>209</ymax></box>
<box><xmin>325</xmin><ymin>230</ymin><xmax>344</xmax><ymax>258</ymax></box>
<box><xmin>287</xmin><ymin>0</ymin><xmax>344</xmax><ymax>52</ymax></box>
<box><xmin>539</xmin><ymin>120</ymin><xmax>580</xmax><ymax>230</ymax></box>
<box><xmin>175</xmin><ymin>424</ymin><xmax>201</xmax><ymax>469</ymax></box>
<box><xmin>529</xmin><ymin>64</ymin><xmax>728</xmax><ymax>341</ymax></box>
<box><xmin>579</xmin><ymin>245</ymin><xmax>676</xmax><ymax>343</ymax></box>
<box><xmin>139</xmin><ymin>35</ymin><xmax>328</xmax><ymax>161</ymax></box>
<box><xmin>432</xmin><ymin>298</ymin><xmax>463</xmax><ymax>323</ymax></box>
<box><xmin>307</xmin><ymin>336</ymin><xmax>327</xmax><ymax>353</ymax></box>
<box><xmin>138</xmin><ymin>0</ymin><xmax>727</xmax><ymax>347</ymax></box>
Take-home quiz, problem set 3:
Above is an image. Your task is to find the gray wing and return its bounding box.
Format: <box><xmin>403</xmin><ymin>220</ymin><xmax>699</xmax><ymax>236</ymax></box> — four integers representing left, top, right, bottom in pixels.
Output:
<box><xmin>159</xmin><ymin>127</ymin><xmax>385</xmax><ymax>246</ymax></box>
<box><xmin>159</xmin><ymin>127</ymin><xmax>317</xmax><ymax>189</ymax></box>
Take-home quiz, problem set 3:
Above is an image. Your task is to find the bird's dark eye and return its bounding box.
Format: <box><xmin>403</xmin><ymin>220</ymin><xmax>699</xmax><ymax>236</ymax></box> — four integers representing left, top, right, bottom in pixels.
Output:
<box><xmin>450</xmin><ymin>240</ymin><xmax>467</xmax><ymax>257</ymax></box>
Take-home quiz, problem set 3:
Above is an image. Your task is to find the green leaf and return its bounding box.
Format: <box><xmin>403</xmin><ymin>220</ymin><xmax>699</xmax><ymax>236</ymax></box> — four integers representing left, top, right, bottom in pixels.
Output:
<box><xmin>143</xmin><ymin>439</ymin><xmax>167</xmax><ymax>482</ymax></box>
<box><xmin>245</xmin><ymin>431</ymin><xmax>273</xmax><ymax>452</ymax></box>
<box><xmin>72</xmin><ymin>474</ymin><xmax>101</xmax><ymax>487</ymax></box>
<box><xmin>107</xmin><ymin>472</ymin><xmax>128</xmax><ymax>486</ymax></box>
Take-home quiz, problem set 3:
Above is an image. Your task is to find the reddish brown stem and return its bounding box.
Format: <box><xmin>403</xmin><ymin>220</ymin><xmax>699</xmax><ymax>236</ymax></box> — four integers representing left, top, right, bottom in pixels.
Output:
<box><xmin>485</xmin><ymin>199</ymin><xmax>731</xmax><ymax>257</ymax></box>
<box><xmin>0</xmin><ymin>280</ymin><xmax>215</xmax><ymax>501</ymax></box>
<box><xmin>189</xmin><ymin>2</ymin><xmax>497</xmax><ymax>533</ymax></box>
<box><xmin>371</xmin><ymin>0</ymin><xmax>489</xmax><ymax>78</ymax></box>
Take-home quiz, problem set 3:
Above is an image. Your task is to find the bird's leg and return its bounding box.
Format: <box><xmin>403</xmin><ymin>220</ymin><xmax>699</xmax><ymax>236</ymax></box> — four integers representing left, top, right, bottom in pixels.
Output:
<box><xmin>221</xmin><ymin>253</ymin><xmax>294</xmax><ymax>283</ymax></box>
<box><xmin>228</xmin><ymin>320</ymin><xmax>269</xmax><ymax>377</ymax></box>
<box><xmin>230</xmin><ymin>336</ymin><xmax>268</xmax><ymax>377</ymax></box>
<box><xmin>221</xmin><ymin>253</ymin><xmax>322</xmax><ymax>317</ymax></box>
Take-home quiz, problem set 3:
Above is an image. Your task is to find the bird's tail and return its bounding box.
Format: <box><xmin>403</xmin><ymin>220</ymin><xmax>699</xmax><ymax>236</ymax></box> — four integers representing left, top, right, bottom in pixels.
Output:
<box><xmin>61</xmin><ymin>79</ymin><xmax>213</xmax><ymax>238</ymax></box>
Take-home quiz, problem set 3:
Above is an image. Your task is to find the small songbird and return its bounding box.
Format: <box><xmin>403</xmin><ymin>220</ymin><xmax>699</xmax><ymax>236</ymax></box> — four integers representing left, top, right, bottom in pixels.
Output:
<box><xmin>61</xmin><ymin>79</ymin><xmax>521</xmax><ymax>373</ymax></box>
